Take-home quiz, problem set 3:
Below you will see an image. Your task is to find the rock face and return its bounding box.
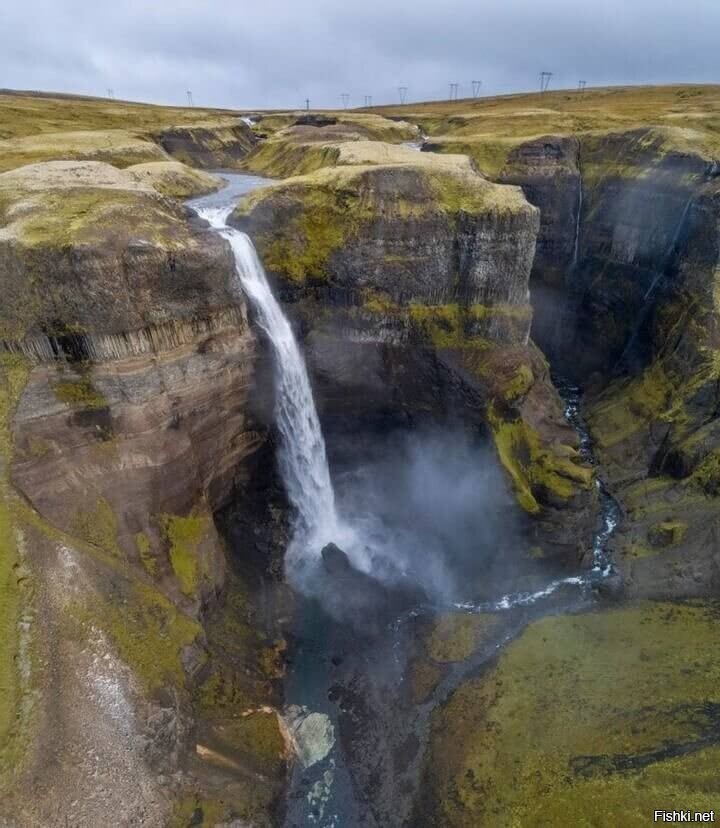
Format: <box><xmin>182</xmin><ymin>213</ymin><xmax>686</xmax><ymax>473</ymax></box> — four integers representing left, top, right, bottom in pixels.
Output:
<box><xmin>497</xmin><ymin>135</ymin><xmax>582</xmax><ymax>359</ymax></box>
<box><xmin>153</xmin><ymin>119</ymin><xmax>257</xmax><ymax>169</ymax></box>
<box><xmin>0</xmin><ymin>161</ymin><xmax>287</xmax><ymax>823</ymax></box>
<box><xmin>585</xmin><ymin>177</ymin><xmax>720</xmax><ymax>598</ymax></box>
<box><xmin>429</xmin><ymin>120</ymin><xmax>720</xmax><ymax>594</ymax></box>
<box><xmin>232</xmin><ymin>148</ymin><xmax>598</xmax><ymax>562</ymax></box>
<box><xmin>125</xmin><ymin>160</ymin><xmax>222</xmax><ymax>198</ymax></box>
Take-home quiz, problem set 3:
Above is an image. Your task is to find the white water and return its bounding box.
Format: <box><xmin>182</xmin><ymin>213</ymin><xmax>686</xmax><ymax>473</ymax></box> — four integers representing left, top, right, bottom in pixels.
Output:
<box><xmin>195</xmin><ymin>203</ymin><xmax>340</xmax><ymax>564</ymax></box>
<box><xmin>571</xmin><ymin>179</ymin><xmax>583</xmax><ymax>271</ymax></box>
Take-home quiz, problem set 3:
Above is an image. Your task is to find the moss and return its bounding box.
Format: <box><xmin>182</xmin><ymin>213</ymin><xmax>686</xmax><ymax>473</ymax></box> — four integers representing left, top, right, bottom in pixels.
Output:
<box><xmin>13</xmin><ymin>187</ymin><xmax>179</xmax><ymax>249</ymax></box>
<box><xmin>487</xmin><ymin>402</ymin><xmax>592</xmax><ymax>514</ymax></box>
<box><xmin>125</xmin><ymin>161</ymin><xmax>222</xmax><ymax>199</ymax></box>
<box><xmin>424</xmin><ymin>135</ymin><xmax>526</xmax><ymax>178</ymax></box>
<box><xmin>52</xmin><ymin>375</ymin><xmax>107</xmax><ymax>410</ymax></box>
<box><xmin>193</xmin><ymin>571</ymin><xmax>284</xmax><ymax>720</ymax></box>
<box><xmin>168</xmin><ymin>788</ymin><xmax>277</xmax><ymax>828</ymax></box>
<box><xmin>502</xmin><ymin>362</ymin><xmax>534</xmax><ymax>402</ymax></box>
<box><xmin>0</xmin><ymin>129</ymin><xmax>169</xmax><ymax>173</ymax></box>
<box><xmin>362</xmin><ymin>289</ymin><xmax>400</xmax><ymax>314</ymax></box>
<box><xmin>589</xmin><ymin>361</ymin><xmax>679</xmax><ymax>451</ymax></box>
<box><xmin>134</xmin><ymin>531</ymin><xmax>156</xmax><ymax>576</ymax></box>
<box><xmin>168</xmin><ymin>795</ymin><xmax>231</xmax><ymax>827</ymax></box>
<box><xmin>648</xmin><ymin>520</ymin><xmax>688</xmax><ymax>547</ymax></box>
<box><xmin>425</xmin><ymin>601</ymin><xmax>720</xmax><ymax>827</ymax></box>
<box><xmin>219</xmin><ymin>710</ymin><xmax>286</xmax><ymax>766</ymax></box>
<box><xmin>26</xmin><ymin>434</ymin><xmax>51</xmax><ymax>458</ymax></box>
<box><xmin>408</xmin><ymin>303</ymin><xmax>527</xmax><ymax>350</ymax></box>
<box><xmin>160</xmin><ymin>512</ymin><xmax>212</xmax><ymax>597</ymax></box>
<box><xmin>236</xmin><ymin>160</ymin><xmax>529</xmax><ymax>283</ymax></box>
<box><xmin>372</xmin><ymin>85</ymin><xmax>720</xmax><ymax>162</ymax></box>
<box><xmin>427</xmin><ymin>613</ymin><xmax>501</xmax><ymax>663</ymax></box>
<box><xmin>72</xmin><ymin>497</ymin><xmax>121</xmax><ymax>557</ymax></box>
<box><xmin>243</xmin><ymin>138</ymin><xmax>341</xmax><ymax>178</ymax></box>
<box><xmin>0</xmin><ymin>355</ymin><xmax>32</xmax><ymax>785</ymax></box>
<box><xmin>0</xmin><ymin>91</ymin><xmax>240</xmax><ymax>144</ymax></box>
<box><xmin>97</xmin><ymin>581</ymin><xmax>202</xmax><ymax>692</ymax></box>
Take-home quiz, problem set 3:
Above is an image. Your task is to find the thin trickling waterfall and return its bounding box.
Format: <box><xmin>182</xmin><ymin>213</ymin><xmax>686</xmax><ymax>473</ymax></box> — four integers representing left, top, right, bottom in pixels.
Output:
<box><xmin>571</xmin><ymin>177</ymin><xmax>583</xmax><ymax>272</ymax></box>
<box><xmin>196</xmin><ymin>203</ymin><xmax>339</xmax><ymax>554</ymax></box>
<box><xmin>615</xmin><ymin>193</ymin><xmax>695</xmax><ymax>371</ymax></box>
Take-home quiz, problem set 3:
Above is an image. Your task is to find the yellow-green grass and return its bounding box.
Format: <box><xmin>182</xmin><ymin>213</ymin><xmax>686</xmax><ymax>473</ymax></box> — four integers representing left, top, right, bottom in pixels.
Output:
<box><xmin>0</xmin><ymin>90</ymin><xmax>239</xmax><ymax>141</ymax></box>
<box><xmin>427</xmin><ymin>600</ymin><xmax>720</xmax><ymax>827</ymax></box>
<box><xmin>235</xmin><ymin>162</ymin><xmax>530</xmax><ymax>283</ymax></box>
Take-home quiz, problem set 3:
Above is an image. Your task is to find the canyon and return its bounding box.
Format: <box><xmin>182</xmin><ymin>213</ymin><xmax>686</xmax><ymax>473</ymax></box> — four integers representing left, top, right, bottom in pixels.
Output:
<box><xmin>0</xmin><ymin>85</ymin><xmax>719</xmax><ymax>825</ymax></box>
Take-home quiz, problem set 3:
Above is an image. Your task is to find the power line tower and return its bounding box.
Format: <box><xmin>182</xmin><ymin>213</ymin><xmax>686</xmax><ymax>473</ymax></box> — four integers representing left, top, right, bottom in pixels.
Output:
<box><xmin>398</xmin><ymin>86</ymin><xmax>408</xmax><ymax>104</ymax></box>
<box><xmin>539</xmin><ymin>72</ymin><xmax>553</xmax><ymax>93</ymax></box>
<box><xmin>471</xmin><ymin>80</ymin><xmax>482</xmax><ymax>98</ymax></box>
<box><xmin>186</xmin><ymin>89</ymin><xmax>194</xmax><ymax>107</ymax></box>
<box><xmin>341</xmin><ymin>93</ymin><xmax>350</xmax><ymax>109</ymax></box>
<box><xmin>578</xmin><ymin>80</ymin><xmax>587</xmax><ymax>92</ymax></box>
<box><xmin>449</xmin><ymin>83</ymin><xmax>459</xmax><ymax>101</ymax></box>
<box><xmin>364</xmin><ymin>95</ymin><xmax>373</xmax><ymax>107</ymax></box>
<box><xmin>107</xmin><ymin>88</ymin><xmax>114</xmax><ymax>100</ymax></box>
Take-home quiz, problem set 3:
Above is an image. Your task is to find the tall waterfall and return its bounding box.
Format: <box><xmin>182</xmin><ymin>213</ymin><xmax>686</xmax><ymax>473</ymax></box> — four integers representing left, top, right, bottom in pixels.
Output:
<box><xmin>196</xmin><ymin>204</ymin><xmax>339</xmax><ymax>561</ymax></box>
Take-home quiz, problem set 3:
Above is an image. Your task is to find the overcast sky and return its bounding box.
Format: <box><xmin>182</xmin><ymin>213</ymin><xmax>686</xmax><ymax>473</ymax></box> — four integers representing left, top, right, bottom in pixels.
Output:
<box><xmin>2</xmin><ymin>0</ymin><xmax>718</xmax><ymax>110</ymax></box>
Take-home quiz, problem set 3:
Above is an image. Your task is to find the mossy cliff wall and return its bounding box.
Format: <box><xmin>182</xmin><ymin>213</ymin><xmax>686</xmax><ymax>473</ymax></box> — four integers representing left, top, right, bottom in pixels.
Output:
<box><xmin>584</xmin><ymin>178</ymin><xmax>720</xmax><ymax>598</ymax></box>
<box><xmin>232</xmin><ymin>157</ymin><xmax>597</xmax><ymax>562</ymax></box>
<box><xmin>474</xmin><ymin>128</ymin><xmax>714</xmax><ymax>379</ymax></box>
<box><xmin>0</xmin><ymin>161</ymin><xmax>287</xmax><ymax>824</ymax></box>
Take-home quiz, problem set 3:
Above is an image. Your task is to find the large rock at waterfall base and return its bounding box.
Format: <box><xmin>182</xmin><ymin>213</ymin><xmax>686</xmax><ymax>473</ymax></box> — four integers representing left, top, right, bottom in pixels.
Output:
<box><xmin>320</xmin><ymin>542</ymin><xmax>426</xmax><ymax>632</ymax></box>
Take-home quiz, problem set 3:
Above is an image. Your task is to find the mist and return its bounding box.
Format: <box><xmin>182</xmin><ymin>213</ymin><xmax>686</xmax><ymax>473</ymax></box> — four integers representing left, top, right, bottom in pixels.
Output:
<box><xmin>287</xmin><ymin>425</ymin><xmax>526</xmax><ymax>629</ymax></box>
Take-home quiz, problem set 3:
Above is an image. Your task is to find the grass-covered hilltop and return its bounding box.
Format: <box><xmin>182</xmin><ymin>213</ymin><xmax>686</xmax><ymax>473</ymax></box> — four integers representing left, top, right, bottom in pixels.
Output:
<box><xmin>1</xmin><ymin>84</ymin><xmax>720</xmax><ymax>825</ymax></box>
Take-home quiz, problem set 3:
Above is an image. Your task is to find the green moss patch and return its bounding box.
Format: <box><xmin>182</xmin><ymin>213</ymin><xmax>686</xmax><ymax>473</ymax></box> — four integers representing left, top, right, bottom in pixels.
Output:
<box><xmin>52</xmin><ymin>375</ymin><xmax>107</xmax><ymax>410</ymax></box>
<box><xmin>427</xmin><ymin>613</ymin><xmax>501</xmax><ymax>663</ymax></box>
<box><xmin>97</xmin><ymin>581</ymin><xmax>202</xmax><ymax>693</ymax></box>
<box><xmin>234</xmin><ymin>161</ymin><xmax>530</xmax><ymax>284</ymax></box>
<box><xmin>488</xmin><ymin>402</ymin><xmax>592</xmax><ymax>514</ymax></box>
<box><xmin>425</xmin><ymin>601</ymin><xmax>720</xmax><ymax>826</ymax></box>
<box><xmin>159</xmin><ymin>512</ymin><xmax>212</xmax><ymax>597</ymax></box>
<box><xmin>72</xmin><ymin>497</ymin><xmax>121</xmax><ymax>557</ymax></box>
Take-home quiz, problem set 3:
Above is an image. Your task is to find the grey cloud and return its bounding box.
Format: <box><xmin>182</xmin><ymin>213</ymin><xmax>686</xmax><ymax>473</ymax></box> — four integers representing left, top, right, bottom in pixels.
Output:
<box><xmin>1</xmin><ymin>0</ymin><xmax>718</xmax><ymax>109</ymax></box>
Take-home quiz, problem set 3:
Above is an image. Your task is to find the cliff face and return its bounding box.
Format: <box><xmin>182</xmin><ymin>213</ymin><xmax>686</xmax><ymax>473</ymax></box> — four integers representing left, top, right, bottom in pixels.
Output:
<box><xmin>231</xmin><ymin>148</ymin><xmax>598</xmax><ymax>562</ymax></box>
<box><xmin>585</xmin><ymin>178</ymin><xmax>720</xmax><ymax>598</ymax></box>
<box><xmin>418</xmin><ymin>119</ymin><xmax>720</xmax><ymax>597</ymax></box>
<box><xmin>0</xmin><ymin>161</ymin><xmax>287</xmax><ymax>824</ymax></box>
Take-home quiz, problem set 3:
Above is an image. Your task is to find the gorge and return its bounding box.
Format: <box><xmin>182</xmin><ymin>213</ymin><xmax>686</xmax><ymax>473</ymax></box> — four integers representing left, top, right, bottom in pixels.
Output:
<box><xmin>1</xmin><ymin>85</ymin><xmax>720</xmax><ymax>826</ymax></box>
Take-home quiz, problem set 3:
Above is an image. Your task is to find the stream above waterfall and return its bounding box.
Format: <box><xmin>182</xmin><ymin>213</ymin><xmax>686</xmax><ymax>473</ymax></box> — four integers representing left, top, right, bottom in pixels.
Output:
<box><xmin>191</xmin><ymin>172</ymin><xmax>622</xmax><ymax>828</ymax></box>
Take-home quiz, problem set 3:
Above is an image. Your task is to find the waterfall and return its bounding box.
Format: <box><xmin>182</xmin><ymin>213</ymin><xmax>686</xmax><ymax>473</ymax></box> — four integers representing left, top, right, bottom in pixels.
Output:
<box><xmin>195</xmin><ymin>204</ymin><xmax>339</xmax><ymax>557</ymax></box>
<box><xmin>614</xmin><ymin>193</ymin><xmax>695</xmax><ymax>372</ymax></box>
<box><xmin>571</xmin><ymin>177</ymin><xmax>583</xmax><ymax>272</ymax></box>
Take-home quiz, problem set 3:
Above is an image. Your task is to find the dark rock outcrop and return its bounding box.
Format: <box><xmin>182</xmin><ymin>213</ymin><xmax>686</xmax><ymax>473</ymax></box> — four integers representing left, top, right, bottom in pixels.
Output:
<box><xmin>153</xmin><ymin>119</ymin><xmax>257</xmax><ymax>169</ymax></box>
